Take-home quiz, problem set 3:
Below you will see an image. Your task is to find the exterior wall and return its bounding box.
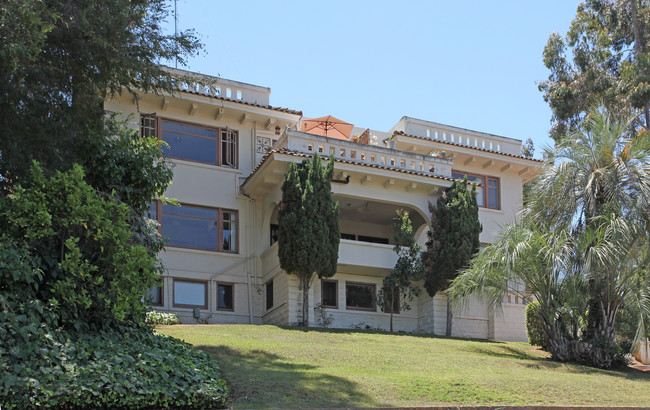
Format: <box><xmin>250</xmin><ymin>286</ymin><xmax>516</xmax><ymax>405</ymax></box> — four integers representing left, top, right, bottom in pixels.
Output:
<box><xmin>634</xmin><ymin>341</ymin><xmax>650</xmax><ymax>364</ymax></box>
<box><xmin>262</xmin><ymin>271</ymin><xmax>290</xmax><ymax>326</ymax></box>
<box><xmin>491</xmin><ymin>302</ymin><xmax>528</xmax><ymax>342</ymax></box>
<box><xmin>105</xmin><ymin>70</ymin><xmax>539</xmax><ymax>342</ymax></box>
<box><xmin>105</xmin><ymin>78</ymin><xmax>300</xmax><ymax>326</ymax></box>
<box><xmin>391</xmin><ymin>116</ymin><xmax>522</xmax><ymax>156</ymax></box>
<box><xmin>308</xmin><ymin>272</ymin><xmax>419</xmax><ymax>332</ymax></box>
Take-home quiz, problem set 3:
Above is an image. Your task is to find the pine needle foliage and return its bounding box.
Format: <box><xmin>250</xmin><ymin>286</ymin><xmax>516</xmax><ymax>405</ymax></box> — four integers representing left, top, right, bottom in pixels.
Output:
<box><xmin>423</xmin><ymin>177</ymin><xmax>482</xmax><ymax>297</ymax></box>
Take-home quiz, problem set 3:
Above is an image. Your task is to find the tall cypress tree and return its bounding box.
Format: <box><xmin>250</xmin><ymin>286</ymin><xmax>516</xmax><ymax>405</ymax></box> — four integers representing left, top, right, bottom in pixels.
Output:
<box><xmin>278</xmin><ymin>153</ymin><xmax>340</xmax><ymax>326</ymax></box>
<box><xmin>423</xmin><ymin>177</ymin><xmax>482</xmax><ymax>336</ymax></box>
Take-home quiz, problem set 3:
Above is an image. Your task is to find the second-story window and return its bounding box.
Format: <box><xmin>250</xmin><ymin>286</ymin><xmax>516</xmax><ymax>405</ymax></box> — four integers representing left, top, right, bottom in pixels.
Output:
<box><xmin>452</xmin><ymin>172</ymin><xmax>500</xmax><ymax>210</ymax></box>
<box><xmin>140</xmin><ymin>115</ymin><xmax>238</xmax><ymax>168</ymax></box>
<box><xmin>152</xmin><ymin>202</ymin><xmax>238</xmax><ymax>253</ymax></box>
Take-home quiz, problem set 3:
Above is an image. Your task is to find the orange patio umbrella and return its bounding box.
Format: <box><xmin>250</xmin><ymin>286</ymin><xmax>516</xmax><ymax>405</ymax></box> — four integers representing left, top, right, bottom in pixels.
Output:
<box><xmin>301</xmin><ymin>115</ymin><xmax>354</xmax><ymax>140</ymax></box>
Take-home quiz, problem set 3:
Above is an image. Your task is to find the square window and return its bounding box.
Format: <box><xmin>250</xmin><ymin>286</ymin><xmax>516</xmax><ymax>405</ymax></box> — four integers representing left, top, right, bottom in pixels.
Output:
<box><xmin>346</xmin><ymin>282</ymin><xmax>376</xmax><ymax>311</ymax></box>
<box><xmin>266</xmin><ymin>280</ymin><xmax>274</xmax><ymax>310</ymax></box>
<box><xmin>321</xmin><ymin>280</ymin><xmax>338</xmax><ymax>308</ymax></box>
<box><xmin>217</xmin><ymin>283</ymin><xmax>234</xmax><ymax>311</ymax></box>
<box><xmin>173</xmin><ymin>280</ymin><xmax>207</xmax><ymax>309</ymax></box>
<box><xmin>145</xmin><ymin>281</ymin><xmax>163</xmax><ymax>306</ymax></box>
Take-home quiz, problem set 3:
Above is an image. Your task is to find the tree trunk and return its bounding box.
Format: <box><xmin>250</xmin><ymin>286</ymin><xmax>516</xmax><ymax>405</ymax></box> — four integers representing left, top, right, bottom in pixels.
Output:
<box><xmin>446</xmin><ymin>296</ymin><xmax>452</xmax><ymax>337</ymax></box>
<box><xmin>301</xmin><ymin>275</ymin><xmax>309</xmax><ymax>327</ymax></box>
<box><xmin>389</xmin><ymin>292</ymin><xmax>395</xmax><ymax>332</ymax></box>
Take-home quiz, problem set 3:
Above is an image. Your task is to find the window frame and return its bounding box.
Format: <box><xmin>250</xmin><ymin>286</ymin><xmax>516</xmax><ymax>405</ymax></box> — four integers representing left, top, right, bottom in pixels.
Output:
<box><xmin>217</xmin><ymin>282</ymin><xmax>235</xmax><ymax>312</ymax></box>
<box><xmin>172</xmin><ymin>279</ymin><xmax>208</xmax><ymax>309</ymax></box>
<box><xmin>321</xmin><ymin>279</ymin><xmax>338</xmax><ymax>309</ymax></box>
<box><xmin>143</xmin><ymin>115</ymin><xmax>239</xmax><ymax>169</ymax></box>
<box><xmin>451</xmin><ymin>170</ymin><xmax>501</xmax><ymax>210</ymax></box>
<box><xmin>345</xmin><ymin>281</ymin><xmax>376</xmax><ymax>312</ymax></box>
<box><xmin>145</xmin><ymin>278</ymin><xmax>164</xmax><ymax>307</ymax></box>
<box><xmin>155</xmin><ymin>201</ymin><xmax>239</xmax><ymax>253</ymax></box>
<box><xmin>266</xmin><ymin>280</ymin><xmax>274</xmax><ymax>310</ymax></box>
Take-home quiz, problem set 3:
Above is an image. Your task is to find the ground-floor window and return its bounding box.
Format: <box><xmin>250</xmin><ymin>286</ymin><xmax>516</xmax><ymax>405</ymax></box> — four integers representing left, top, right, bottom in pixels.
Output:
<box><xmin>266</xmin><ymin>280</ymin><xmax>274</xmax><ymax>310</ymax></box>
<box><xmin>346</xmin><ymin>282</ymin><xmax>376</xmax><ymax>311</ymax></box>
<box><xmin>321</xmin><ymin>280</ymin><xmax>338</xmax><ymax>308</ymax></box>
<box><xmin>173</xmin><ymin>279</ymin><xmax>208</xmax><ymax>309</ymax></box>
<box><xmin>381</xmin><ymin>287</ymin><xmax>400</xmax><ymax>314</ymax></box>
<box><xmin>145</xmin><ymin>280</ymin><xmax>163</xmax><ymax>306</ymax></box>
<box><xmin>217</xmin><ymin>283</ymin><xmax>234</xmax><ymax>311</ymax></box>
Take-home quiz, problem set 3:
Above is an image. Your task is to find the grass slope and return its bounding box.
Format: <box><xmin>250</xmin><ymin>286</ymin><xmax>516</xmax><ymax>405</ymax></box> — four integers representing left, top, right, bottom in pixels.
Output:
<box><xmin>157</xmin><ymin>325</ymin><xmax>650</xmax><ymax>409</ymax></box>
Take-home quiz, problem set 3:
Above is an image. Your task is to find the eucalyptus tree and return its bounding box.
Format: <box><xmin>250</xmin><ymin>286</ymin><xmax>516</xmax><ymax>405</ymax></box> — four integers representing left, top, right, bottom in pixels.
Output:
<box><xmin>449</xmin><ymin>108</ymin><xmax>650</xmax><ymax>368</ymax></box>
<box><xmin>539</xmin><ymin>0</ymin><xmax>650</xmax><ymax>141</ymax></box>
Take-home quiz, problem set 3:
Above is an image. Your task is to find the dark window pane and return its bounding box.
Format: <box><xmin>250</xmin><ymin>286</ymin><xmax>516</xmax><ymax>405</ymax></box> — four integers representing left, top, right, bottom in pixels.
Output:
<box><xmin>382</xmin><ymin>288</ymin><xmax>399</xmax><ymax>313</ymax></box>
<box><xmin>141</xmin><ymin>115</ymin><xmax>156</xmax><ymax>138</ymax></box>
<box><xmin>451</xmin><ymin>173</ymin><xmax>485</xmax><ymax>207</ymax></box>
<box><xmin>162</xmin><ymin>205</ymin><xmax>218</xmax><ymax>249</ymax></box>
<box><xmin>163</xmin><ymin>120</ymin><xmax>217</xmax><ymax>138</ymax></box>
<box><xmin>322</xmin><ymin>281</ymin><xmax>337</xmax><ymax>308</ymax></box>
<box><xmin>357</xmin><ymin>235</ymin><xmax>389</xmax><ymax>244</ymax></box>
<box><xmin>222</xmin><ymin>212</ymin><xmax>237</xmax><ymax>252</ymax></box>
<box><xmin>162</xmin><ymin>130</ymin><xmax>217</xmax><ymax>163</ymax></box>
<box><xmin>488</xmin><ymin>178</ymin><xmax>499</xmax><ymax>209</ymax></box>
<box><xmin>218</xmin><ymin>284</ymin><xmax>233</xmax><ymax>310</ymax></box>
<box><xmin>346</xmin><ymin>283</ymin><xmax>375</xmax><ymax>310</ymax></box>
<box><xmin>147</xmin><ymin>202</ymin><xmax>157</xmax><ymax>219</ymax></box>
<box><xmin>270</xmin><ymin>224</ymin><xmax>279</xmax><ymax>245</ymax></box>
<box><xmin>266</xmin><ymin>281</ymin><xmax>274</xmax><ymax>310</ymax></box>
<box><xmin>162</xmin><ymin>205</ymin><xmax>217</xmax><ymax>219</ymax></box>
<box><xmin>146</xmin><ymin>284</ymin><xmax>162</xmax><ymax>306</ymax></box>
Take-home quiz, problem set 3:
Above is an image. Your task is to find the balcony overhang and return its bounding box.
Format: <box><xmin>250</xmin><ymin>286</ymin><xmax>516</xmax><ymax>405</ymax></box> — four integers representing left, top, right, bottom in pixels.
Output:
<box><xmin>393</xmin><ymin>132</ymin><xmax>543</xmax><ymax>182</ymax></box>
<box><xmin>240</xmin><ymin>148</ymin><xmax>455</xmax><ymax>201</ymax></box>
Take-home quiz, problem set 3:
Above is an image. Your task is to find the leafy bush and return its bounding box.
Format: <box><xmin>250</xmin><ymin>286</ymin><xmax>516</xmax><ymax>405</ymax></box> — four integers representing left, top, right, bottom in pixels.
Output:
<box><xmin>525</xmin><ymin>301</ymin><xmax>547</xmax><ymax>349</ymax></box>
<box><xmin>0</xmin><ymin>166</ymin><xmax>228</xmax><ymax>408</ymax></box>
<box><xmin>1</xmin><ymin>313</ymin><xmax>228</xmax><ymax>409</ymax></box>
<box><xmin>146</xmin><ymin>310</ymin><xmax>181</xmax><ymax>325</ymax></box>
<box><xmin>0</xmin><ymin>162</ymin><xmax>159</xmax><ymax>328</ymax></box>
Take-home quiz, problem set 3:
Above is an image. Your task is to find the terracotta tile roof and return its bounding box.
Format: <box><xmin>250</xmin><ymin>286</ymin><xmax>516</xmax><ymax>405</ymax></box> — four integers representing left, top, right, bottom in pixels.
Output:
<box><xmin>393</xmin><ymin>131</ymin><xmax>543</xmax><ymax>162</ymax></box>
<box><xmin>241</xmin><ymin>148</ymin><xmax>456</xmax><ymax>189</ymax></box>
<box><xmin>180</xmin><ymin>88</ymin><xmax>302</xmax><ymax>115</ymax></box>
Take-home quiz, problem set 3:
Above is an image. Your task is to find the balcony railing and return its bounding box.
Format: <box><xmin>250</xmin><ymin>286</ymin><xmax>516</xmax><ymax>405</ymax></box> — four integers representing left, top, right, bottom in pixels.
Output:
<box><xmin>280</xmin><ymin>130</ymin><xmax>453</xmax><ymax>179</ymax></box>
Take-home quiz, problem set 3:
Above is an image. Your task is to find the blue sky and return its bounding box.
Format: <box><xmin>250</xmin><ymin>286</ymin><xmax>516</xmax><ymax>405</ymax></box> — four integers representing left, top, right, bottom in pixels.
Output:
<box><xmin>167</xmin><ymin>1</ymin><xmax>581</xmax><ymax>158</ymax></box>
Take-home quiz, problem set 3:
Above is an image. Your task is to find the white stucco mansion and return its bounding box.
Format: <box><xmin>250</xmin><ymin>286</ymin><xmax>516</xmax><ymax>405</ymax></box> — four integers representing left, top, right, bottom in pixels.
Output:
<box><xmin>105</xmin><ymin>67</ymin><xmax>541</xmax><ymax>341</ymax></box>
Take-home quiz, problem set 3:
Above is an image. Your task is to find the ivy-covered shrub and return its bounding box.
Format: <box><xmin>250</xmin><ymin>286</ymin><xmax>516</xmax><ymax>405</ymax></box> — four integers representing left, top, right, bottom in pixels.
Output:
<box><xmin>146</xmin><ymin>310</ymin><xmax>181</xmax><ymax>325</ymax></box>
<box><xmin>525</xmin><ymin>301</ymin><xmax>547</xmax><ymax>349</ymax></box>
<box><xmin>0</xmin><ymin>165</ymin><xmax>228</xmax><ymax>408</ymax></box>
<box><xmin>0</xmin><ymin>304</ymin><xmax>228</xmax><ymax>409</ymax></box>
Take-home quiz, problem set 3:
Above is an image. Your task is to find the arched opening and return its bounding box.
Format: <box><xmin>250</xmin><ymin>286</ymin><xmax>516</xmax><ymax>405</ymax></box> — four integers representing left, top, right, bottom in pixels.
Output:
<box><xmin>335</xmin><ymin>196</ymin><xmax>427</xmax><ymax>246</ymax></box>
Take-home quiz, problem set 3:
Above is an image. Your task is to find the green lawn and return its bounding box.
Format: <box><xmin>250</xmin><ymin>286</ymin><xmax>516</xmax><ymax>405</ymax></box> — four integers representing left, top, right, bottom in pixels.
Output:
<box><xmin>157</xmin><ymin>325</ymin><xmax>650</xmax><ymax>409</ymax></box>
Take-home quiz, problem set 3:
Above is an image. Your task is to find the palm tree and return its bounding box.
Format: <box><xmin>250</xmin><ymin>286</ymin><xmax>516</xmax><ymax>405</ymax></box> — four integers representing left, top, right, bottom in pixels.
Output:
<box><xmin>449</xmin><ymin>108</ymin><xmax>650</xmax><ymax>368</ymax></box>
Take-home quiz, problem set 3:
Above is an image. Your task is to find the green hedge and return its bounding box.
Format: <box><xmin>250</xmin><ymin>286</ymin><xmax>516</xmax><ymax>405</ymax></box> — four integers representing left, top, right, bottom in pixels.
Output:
<box><xmin>0</xmin><ymin>298</ymin><xmax>228</xmax><ymax>409</ymax></box>
<box><xmin>525</xmin><ymin>301</ymin><xmax>547</xmax><ymax>349</ymax></box>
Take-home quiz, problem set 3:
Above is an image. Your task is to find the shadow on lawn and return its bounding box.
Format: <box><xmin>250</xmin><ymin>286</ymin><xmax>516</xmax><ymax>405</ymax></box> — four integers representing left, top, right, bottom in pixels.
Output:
<box><xmin>273</xmin><ymin>324</ymin><xmax>505</xmax><ymax>344</ymax></box>
<box><xmin>468</xmin><ymin>345</ymin><xmax>650</xmax><ymax>380</ymax></box>
<box><xmin>196</xmin><ymin>345</ymin><xmax>386</xmax><ymax>409</ymax></box>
